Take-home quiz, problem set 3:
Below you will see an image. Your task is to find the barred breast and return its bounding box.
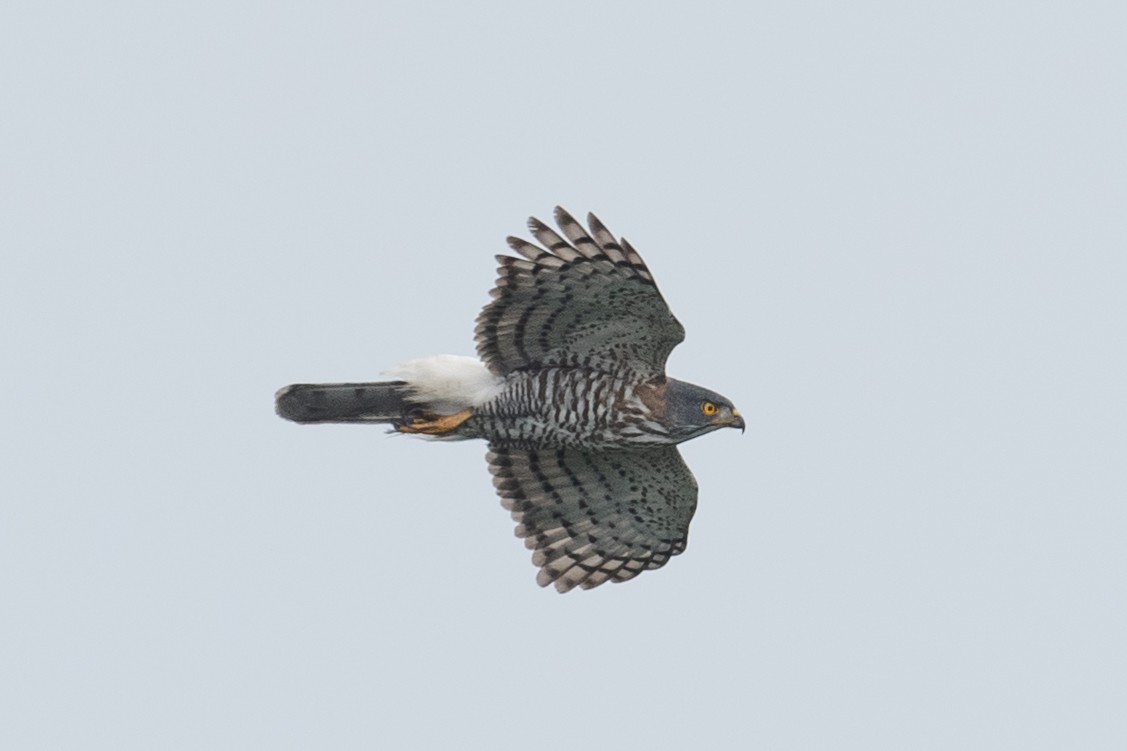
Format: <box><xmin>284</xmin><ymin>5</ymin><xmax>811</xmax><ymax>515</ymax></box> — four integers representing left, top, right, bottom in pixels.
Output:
<box><xmin>469</xmin><ymin>368</ymin><xmax>672</xmax><ymax>449</ymax></box>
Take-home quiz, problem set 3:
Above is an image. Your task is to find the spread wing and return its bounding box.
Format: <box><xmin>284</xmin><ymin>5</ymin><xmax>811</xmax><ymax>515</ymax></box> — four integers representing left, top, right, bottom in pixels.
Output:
<box><xmin>474</xmin><ymin>207</ymin><xmax>685</xmax><ymax>379</ymax></box>
<box><xmin>487</xmin><ymin>444</ymin><xmax>698</xmax><ymax>592</ymax></box>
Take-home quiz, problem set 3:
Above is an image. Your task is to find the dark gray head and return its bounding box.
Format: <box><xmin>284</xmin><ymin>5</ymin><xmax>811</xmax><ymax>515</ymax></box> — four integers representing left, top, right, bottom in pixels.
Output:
<box><xmin>662</xmin><ymin>378</ymin><xmax>744</xmax><ymax>442</ymax></box>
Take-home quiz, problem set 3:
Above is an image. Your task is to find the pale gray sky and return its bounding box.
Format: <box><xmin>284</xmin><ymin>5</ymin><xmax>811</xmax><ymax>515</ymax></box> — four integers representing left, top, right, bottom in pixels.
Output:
<box><xmin>2</xmin><ymin>2</ymin><xmax>1125</xmax><ymax>749</ymax></box>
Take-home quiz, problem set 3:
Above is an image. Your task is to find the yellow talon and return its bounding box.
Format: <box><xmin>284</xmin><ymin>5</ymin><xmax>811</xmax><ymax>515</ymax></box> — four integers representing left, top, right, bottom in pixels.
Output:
<box><xmin>398</xmin><ymin>408</ymin><xmax>474</xmax><ymax>435</ymax></box>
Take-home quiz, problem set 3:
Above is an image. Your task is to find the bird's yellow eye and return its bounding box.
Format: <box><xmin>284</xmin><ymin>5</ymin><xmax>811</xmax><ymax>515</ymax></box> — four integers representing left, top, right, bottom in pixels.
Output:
<box><xmin>702</xmin><ymin>401</ymin><xmax>718</xmax><ymax>416</ymax></box>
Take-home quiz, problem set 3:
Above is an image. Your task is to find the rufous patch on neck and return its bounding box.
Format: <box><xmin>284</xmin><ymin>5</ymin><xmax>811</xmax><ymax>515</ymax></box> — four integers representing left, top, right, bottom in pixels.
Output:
<box><xmin>634</xmin><ymin>378</ymin><xmax>668</xmax><ymax>420</ymax></box>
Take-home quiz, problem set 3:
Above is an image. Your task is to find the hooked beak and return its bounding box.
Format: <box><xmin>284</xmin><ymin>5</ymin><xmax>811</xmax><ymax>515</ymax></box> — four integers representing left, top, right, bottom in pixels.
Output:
<box><xmin>716</xmin><ymin>409</ymin><xmax>745</xmax><ymax>433</ymax></box>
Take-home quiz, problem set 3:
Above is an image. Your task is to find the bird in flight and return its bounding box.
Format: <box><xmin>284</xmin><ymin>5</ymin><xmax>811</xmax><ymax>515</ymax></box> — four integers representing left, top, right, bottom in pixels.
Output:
<box><xmin>276</xmin><ymin>208</ymin><xmax>743</xmax><ymax>592</ymax></box>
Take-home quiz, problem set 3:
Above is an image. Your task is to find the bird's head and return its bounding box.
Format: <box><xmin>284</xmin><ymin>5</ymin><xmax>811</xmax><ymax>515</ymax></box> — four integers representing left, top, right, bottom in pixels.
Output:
<box><xmin>661</xmin><ymin>378</ymin><xmax>744</xmax><ymax>442</ymax></box>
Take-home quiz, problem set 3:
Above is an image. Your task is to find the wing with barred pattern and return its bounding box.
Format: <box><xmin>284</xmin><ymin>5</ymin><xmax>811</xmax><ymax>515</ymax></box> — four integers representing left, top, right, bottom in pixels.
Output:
<box><xmin>487</xmin><ymin>444</ymin><xmax>698</xmax><ymax>592</ymax></box>
<box><xmin>474</xmin><ymin>207</ymin><xmax>685</xmax><ymax>379</ymax></box>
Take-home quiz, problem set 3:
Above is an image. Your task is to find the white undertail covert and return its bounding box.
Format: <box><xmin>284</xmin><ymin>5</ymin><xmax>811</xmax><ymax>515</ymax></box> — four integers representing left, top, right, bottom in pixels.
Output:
<box><xmin>384</xmin><ymin>355</ymin><xmax>504</xmax><ymax>414</ymax></box>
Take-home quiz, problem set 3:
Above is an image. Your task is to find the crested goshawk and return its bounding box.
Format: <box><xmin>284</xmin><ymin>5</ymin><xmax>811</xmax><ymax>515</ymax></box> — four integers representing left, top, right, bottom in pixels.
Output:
<box><xmin>276</xmin><ymin>208</ymin><xmax>743</xmax><ymax>592</ymax></box>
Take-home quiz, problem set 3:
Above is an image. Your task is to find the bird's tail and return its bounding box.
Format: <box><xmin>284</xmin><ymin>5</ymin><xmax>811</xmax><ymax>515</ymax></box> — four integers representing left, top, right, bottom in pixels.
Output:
<box><xmin>276</xmin><ymin>355</ymin><xmax>503</xmax><ymax>435</ymax></box>
<box><xmin>275</xmin><ymin>381</ymin><xmax>413</xmax><ymax>424</ymax></box>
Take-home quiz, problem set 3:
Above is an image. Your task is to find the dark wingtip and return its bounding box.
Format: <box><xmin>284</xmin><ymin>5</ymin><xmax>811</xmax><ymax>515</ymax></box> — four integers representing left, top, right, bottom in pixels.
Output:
<box><xmin>553</xmin><ymin>206</ymin><xmax>580</xmax><ymax>228</ymax></box>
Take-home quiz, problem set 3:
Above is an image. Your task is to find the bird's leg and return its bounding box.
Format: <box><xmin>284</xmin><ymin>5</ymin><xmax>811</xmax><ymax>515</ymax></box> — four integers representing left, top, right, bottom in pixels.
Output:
<box><xmin>397</xmin><ymin>408</ymin><xmax>474</xmax><ymax>435</ymax></box>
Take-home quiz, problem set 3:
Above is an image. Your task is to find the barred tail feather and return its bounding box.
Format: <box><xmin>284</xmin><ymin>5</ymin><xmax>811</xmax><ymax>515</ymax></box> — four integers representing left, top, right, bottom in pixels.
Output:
<box><xmin>275</xmin><ymin>382</ymin><xmax>411</xmax><ymax>424</ymax></box>
<box><xmin>276</xmin><ymin>356</ymin><xmax>501</xmax><ymax>426</ymax></box>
